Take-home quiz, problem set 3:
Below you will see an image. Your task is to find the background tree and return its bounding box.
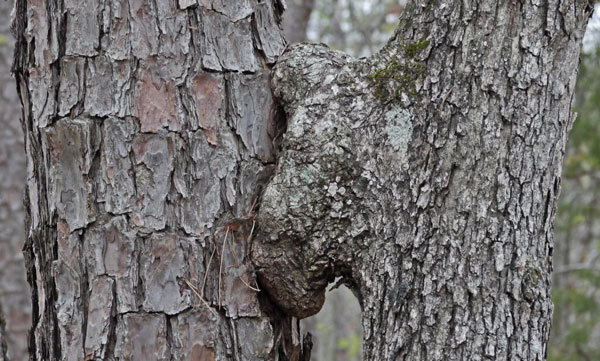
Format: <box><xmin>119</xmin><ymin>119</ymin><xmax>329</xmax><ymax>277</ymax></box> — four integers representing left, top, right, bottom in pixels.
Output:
<box><xmin>303</xmin><ymin>285</ymin><xmax>362</xmax><ymax>361</ymax></box>
<box><xmin>0</xmin><ymin>0</ymin><xmax>31</xmax><ymax>359</ymax></box>
<box><xmin>282</xmin><ymin>0</ymin><xmax>315</xmax><ymax>44</ymax></box>
<box><xmin>11</xmin><ymin>1</ymin><xmax>593</xmax><ymax>361</ymax></box>
<box><xmin>303</xmin><ymin>0</ymin><xmax>405</xmax><ymax>57</ymax></box>
<box><xmin>1</xmin><ymin>308</ymin><xmax>9</xmax><ymax>361</ymax></box>
<box><xmin>549</xmin><ymin>11</ymin><xmax>600</xmax><ymax>359</ymax></box>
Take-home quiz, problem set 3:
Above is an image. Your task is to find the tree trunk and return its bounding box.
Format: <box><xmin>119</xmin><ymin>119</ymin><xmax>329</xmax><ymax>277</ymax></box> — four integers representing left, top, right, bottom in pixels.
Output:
<box><xmin>11</xmin><ymin>0</ymin><xmax>311</xmax><ymax>360</ymax></box>
<box><xmin>0</xmin><ymin>0</ymin><xmax>31</xmax><ymax>359</ymax></box>
<box><xmin>12</xmin><ymin>0</ymin><xmax>592</xmax><ymax>361</ymax></box>
<box><xmin>282</xmin><ymin>0</ymin><xmax>315</xmax><ymax>44</ymax></box>
<box><xmin>252</xmin><ymin>0</ymin><xmax>592</xmax><ymax>360</ymax></box>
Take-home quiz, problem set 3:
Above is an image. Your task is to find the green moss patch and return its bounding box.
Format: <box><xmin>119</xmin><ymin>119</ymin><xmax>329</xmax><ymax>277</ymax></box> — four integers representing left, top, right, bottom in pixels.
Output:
<box><xmin>367</xmin><ymin>37</ymin><xmax>430</xmax><ymax>103</ymax></box>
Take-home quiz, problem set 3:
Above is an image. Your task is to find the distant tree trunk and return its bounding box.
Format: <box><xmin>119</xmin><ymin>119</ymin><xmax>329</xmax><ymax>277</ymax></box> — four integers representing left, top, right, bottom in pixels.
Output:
<box><xmin>331</xmin><ymin>291</ymin><xmax>348</xmax><ymax>361</ymax></box>
<box><xmin>0</xmin><ymin>0</ymin><xmax>31</xmax><ymax>359</ymax></box>
<box><xmin>12</xmin><ymin>0</ymin><xmax>312</xmax><ymax>360</ymax></box>
<box><xmin>282</xmin><ymin>0</ymin><xmax>315</xmax><ymax>44</ymax></box>
<box><xmin>12</xmin><ymin>0</ymin><xmax>593</xmax><ymax>361</ymax></box>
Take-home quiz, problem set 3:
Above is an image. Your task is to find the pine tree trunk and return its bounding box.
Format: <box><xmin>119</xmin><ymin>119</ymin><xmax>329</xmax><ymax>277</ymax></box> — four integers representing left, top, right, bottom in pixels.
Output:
<box><xmin>12</xmin><ymin>0</ymin><xmax>309</xmax><ymax>360</ymax></box>
<box><xmin>0</xmin><ymin>0</ymin><xmax>31</xmax><ymax>359</ymax></box>
<box><xmin>252</xmin><ymin>0</ymin><xmax>593</xmax><ymax>360</ymax></box>
<box><xmin>12</xmin><ymin>0</ymin><xmax>593</xmax><ymax>360</ymax></box>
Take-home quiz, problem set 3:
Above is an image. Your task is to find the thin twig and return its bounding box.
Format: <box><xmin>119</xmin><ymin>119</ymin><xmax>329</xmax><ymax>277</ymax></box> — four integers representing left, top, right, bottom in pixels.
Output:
<box><xmin>239</xmin><ymin>275</ymin><xmax>261</xmax><ymax>292</ymax></box>
<box><xmin>440</xmin><ymin>85</ymin><xmax>455</xmax><ymax>112</ymax></box>
<box><xmin>183</xmin><ymin>279</ymin><xmax>217</xmax><ymax>316</ymax></box>
<box><xmin>201</xmin><ymin>243</ymin><xmax>217</xmax><ymax>299</ymax></box>
<box><xmin>247</xmin><ymin>196</ymin><xmax>259</xmax><ymax>217</ymax></box>
<box><xmin>218</xmin><ymin>227</ymin><xmax>229</xmax><ymax>309</ymax></box>
<box><xmin>227</xmin><ymin>230</ymin><xmax>240</xmax><ymax>267</ymax></box>
<box><xmin>555</xmin><ymin>264</ymin><xmax>600</xmax><ymax>275</ymax></box>
<box><xmin>247</xmin><ymin>220</ymin><xmax>256</xmax><ymax>243</ymax></box>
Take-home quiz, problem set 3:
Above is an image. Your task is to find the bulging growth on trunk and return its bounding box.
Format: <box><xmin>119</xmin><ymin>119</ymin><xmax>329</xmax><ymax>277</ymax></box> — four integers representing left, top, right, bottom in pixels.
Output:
<box><xmin>252</xmin><ymin>0</ymin><xmax>592</xmax><ymax>360</ymax></box>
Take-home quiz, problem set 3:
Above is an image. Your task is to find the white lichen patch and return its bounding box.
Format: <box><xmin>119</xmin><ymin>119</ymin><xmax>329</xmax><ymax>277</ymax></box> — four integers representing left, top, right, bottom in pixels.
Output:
<box><xmin>384</xmin><ymin>107</ymin><xmax>413</xmax><ymax>156</ymax></box>
<box><xmin>288</xmin><ymin>107</ymin><xmax>309</xmax><ymax>139</ymax></box>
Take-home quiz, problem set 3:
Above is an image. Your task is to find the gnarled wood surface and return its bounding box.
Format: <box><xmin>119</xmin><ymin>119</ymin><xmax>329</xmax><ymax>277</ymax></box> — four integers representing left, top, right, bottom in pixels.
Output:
<box><xmin>253</xmin><ymin>0</ymin><xmax>592</xmax><ymax>360</ymax></box>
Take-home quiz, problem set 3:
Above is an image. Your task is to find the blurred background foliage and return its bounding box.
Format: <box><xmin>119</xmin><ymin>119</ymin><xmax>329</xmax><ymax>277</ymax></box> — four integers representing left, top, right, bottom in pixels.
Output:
<box><xmin>549</xmin><ymin>8</ymin><xmax>600</xmax><ymax>360</ymax></box>
<box><xmin>302</xmin><ymin>286</ymin><xmax>363</xmax><ymax>361</ymax></box>
<box><xmin>286</xmin><ymin>2</ymin><xmax>600</xmax><ymax>360</ymax></box>
<box><xmin>304</xmin><ymin>0</ymin><xmax>403</xmax><ymax>57</ymax></box>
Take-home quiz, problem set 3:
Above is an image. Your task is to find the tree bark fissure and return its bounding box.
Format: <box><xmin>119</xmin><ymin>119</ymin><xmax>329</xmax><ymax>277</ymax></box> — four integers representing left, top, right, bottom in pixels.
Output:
<box><xmin>252</xmin><ymin>0</ymin><xmax>592</xmax><ymax>360</ymax></box>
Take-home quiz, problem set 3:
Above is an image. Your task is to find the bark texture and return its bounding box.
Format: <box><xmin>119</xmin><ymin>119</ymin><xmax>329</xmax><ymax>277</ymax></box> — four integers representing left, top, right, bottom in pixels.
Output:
<box><xmin>0</xmin><ymin>0</ymin><xmax>31</xmax><ymax>359</ymax></box>
<box><xmin>252</xmin><ymin>0</ymin><xmax>592</xmax><ymax>360</ymax></box>
<box><xmin>11</xmin><ymin>0</ymin><xmax>312</xmax><ymax>360</ymax></box>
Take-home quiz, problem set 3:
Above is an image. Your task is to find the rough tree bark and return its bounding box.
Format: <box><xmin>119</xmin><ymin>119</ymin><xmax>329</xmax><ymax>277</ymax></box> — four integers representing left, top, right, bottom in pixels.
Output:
<box><xmin>0</xmin><ymin>0</ymin><xmax>31</xmax><ymax>359</ymax></box>
<box><xmin>11</xmin><ymin>0</ymin><xmax>311</xmax><ymax>360</ymax></box>
<box><xmin>11</xmin><ymin>0</ymin><xmax>593</xmax><ymax>361</ymax></box>
<box><xmin>252</xmin><ymin>1</ymin><xmax>592</xmax><ymax>361</ymax></box>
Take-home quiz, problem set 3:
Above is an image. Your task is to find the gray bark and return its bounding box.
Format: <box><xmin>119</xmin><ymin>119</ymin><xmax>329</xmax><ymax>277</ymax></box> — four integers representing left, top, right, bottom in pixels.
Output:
<box><xmin>11</xmin><ymin>0</ymin><xmax>310</xmax><ymax>360</ymax></box>
<box><xmin>0</xmin><ymin>0</ymin><xmax>31</xmax><ymax>359</ymax></box>
<box><xmin>252</xmin><ymin>1</ymin><xmax>592</xmax><ymax>361</ymax></box>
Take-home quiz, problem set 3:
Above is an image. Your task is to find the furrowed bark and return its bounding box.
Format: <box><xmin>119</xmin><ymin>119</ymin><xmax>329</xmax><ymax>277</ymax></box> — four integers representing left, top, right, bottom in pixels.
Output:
<box><xmin>252</xmin><ymin>0</ymin><xmax>593</xmax><ymax>360</ymax></box>
<box><xmin>12</xmin><ymin>0</ymin><xmax>311</xmax><ymax>360</ymax></box>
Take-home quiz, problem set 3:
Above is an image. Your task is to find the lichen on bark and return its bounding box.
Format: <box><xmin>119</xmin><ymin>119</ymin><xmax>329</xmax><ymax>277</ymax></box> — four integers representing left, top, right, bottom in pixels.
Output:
<box><xmin>367</xmin><ymin>37</ymin><xmax>430</xmax><ymax>102</ymax></box>
<box><xmin>253</xmin><ymin>42</ymin><xmax>417</xmax><ymax>318</ymax></box>
<box><xmin>253</xmin><ymin>0</ymin><xmax>592</xmax><ymax>360</ymax></box>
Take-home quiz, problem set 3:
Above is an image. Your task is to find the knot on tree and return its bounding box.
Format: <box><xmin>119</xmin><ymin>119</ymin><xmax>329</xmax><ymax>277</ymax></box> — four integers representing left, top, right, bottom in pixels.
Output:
<box><xmin>252</xmin><ymin>43</ymin><xmax>417</xmax><ymax>318</ymax></box>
